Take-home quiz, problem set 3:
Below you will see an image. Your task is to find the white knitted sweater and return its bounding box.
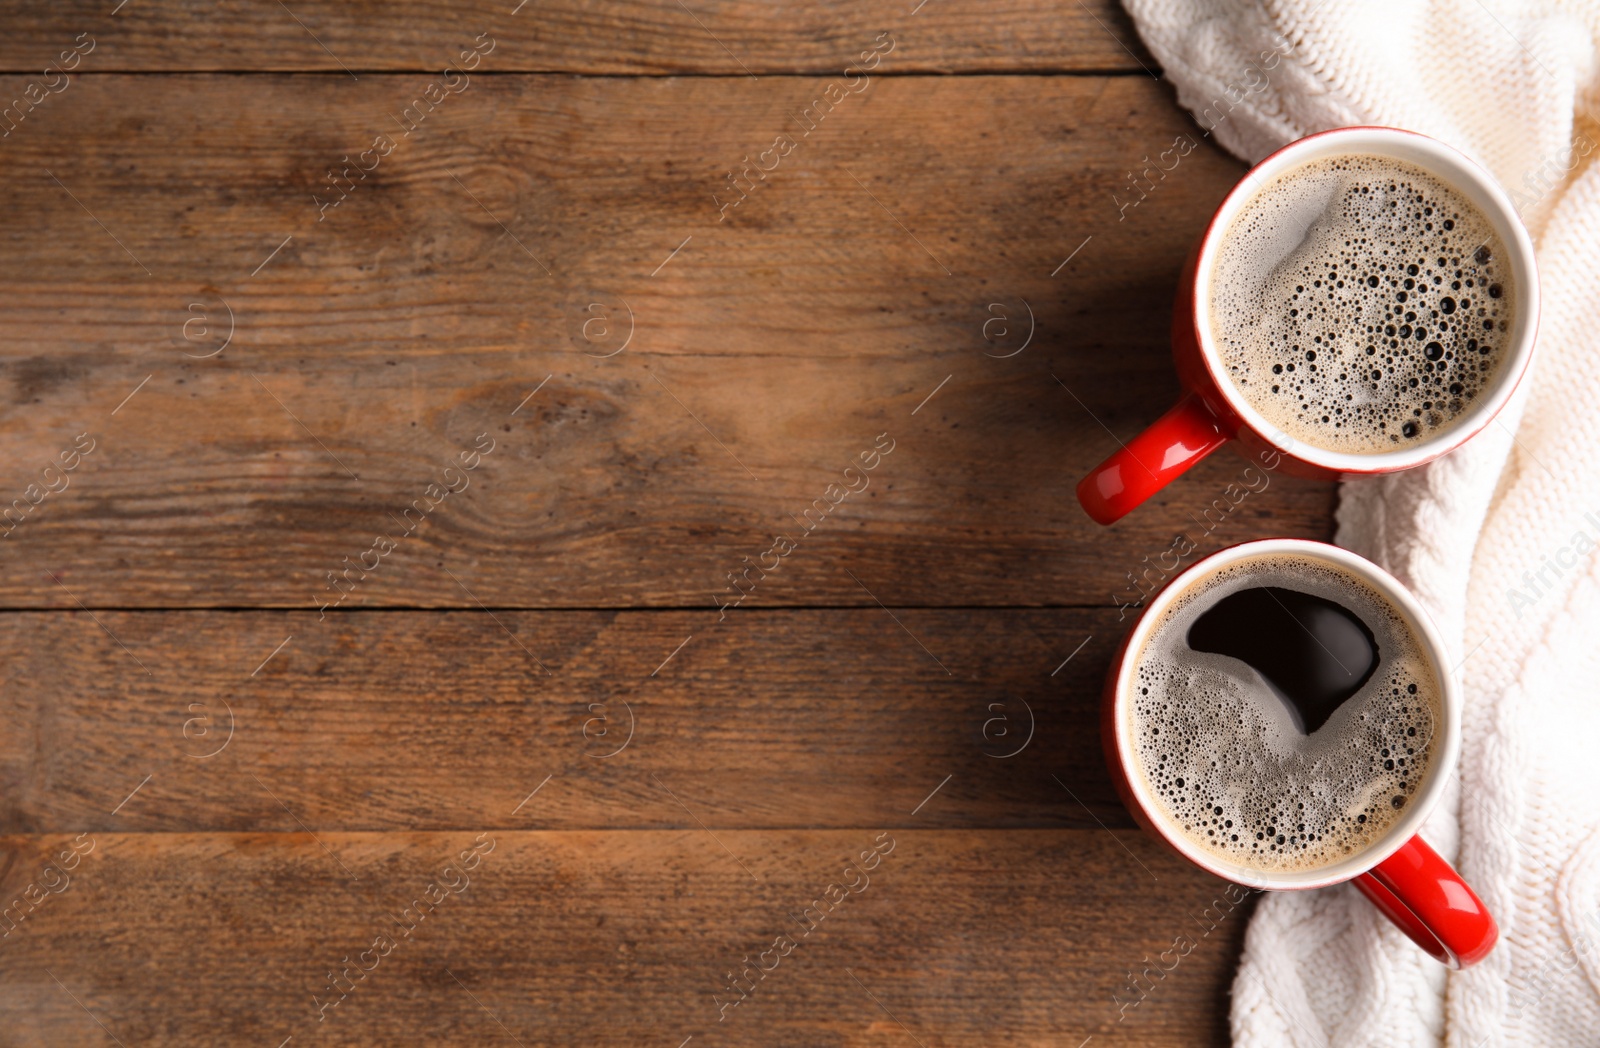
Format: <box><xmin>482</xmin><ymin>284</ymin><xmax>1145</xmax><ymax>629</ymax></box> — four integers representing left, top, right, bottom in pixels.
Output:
<box><xmin>1117</xmin><ymin>1</ymin><xmax>1600</xmax><ymax>1044</ymax></box>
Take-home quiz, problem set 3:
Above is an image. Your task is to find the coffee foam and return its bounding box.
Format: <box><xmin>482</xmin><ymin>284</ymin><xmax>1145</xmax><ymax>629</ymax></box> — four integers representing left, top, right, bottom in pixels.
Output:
<box><xmin>1128</xmin><ymin>553</ymin><xmax>1442</xmax><ymax>874</ymax></box>
<box><xmin>1210</xmin><ymin>154</ymin><xmax>1514</xmax><ymax>454</ymax></box>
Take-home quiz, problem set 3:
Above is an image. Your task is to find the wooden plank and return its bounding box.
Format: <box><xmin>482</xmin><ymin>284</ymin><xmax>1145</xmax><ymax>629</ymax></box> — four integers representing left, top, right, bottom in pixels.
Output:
<box><xmin>0</xmin><ymin>74</ymin><xmax>1332</xmax><ymax>609</ymax></box>
<box><xmin>0</xmin><ymin>830</ymin><xmax>1251</xmax><ymax>1046</ymax></box>
<box><xmin>0</xmin><ymin>1</ymin><xmax>1155</xmax><ymax>75</ymax></box>
<box><xmin>5</xmin><ymin>607</ymin><xmax>1156</xmax><ymax>833</ymax></box>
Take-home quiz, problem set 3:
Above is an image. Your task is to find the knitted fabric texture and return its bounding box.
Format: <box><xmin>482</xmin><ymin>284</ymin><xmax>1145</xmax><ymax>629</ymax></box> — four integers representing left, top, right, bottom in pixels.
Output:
<box><xmin>1117</xmin><ymin>1</ymin><xmax>1600</xmax><ymax>1045</ymax></box>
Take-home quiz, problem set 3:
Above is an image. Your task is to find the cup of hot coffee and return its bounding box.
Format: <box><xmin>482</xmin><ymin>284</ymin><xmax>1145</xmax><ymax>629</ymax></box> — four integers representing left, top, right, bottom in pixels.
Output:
<box><xmin>1102</xmin><ymin>538</ymin><xmax>1497</xmax><ymax>967</ymax></box>
<box><xmin>1076</xmin><ymin>127</ymin><xmax>1539</xmax><ymax>525</ymax></box>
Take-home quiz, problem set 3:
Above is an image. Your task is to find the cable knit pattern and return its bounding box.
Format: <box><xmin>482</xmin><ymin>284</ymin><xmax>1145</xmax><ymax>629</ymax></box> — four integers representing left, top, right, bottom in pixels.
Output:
<box><xmin>1117</xmin><ymin>1</ymin><xmax>1600</xmax><ymax>1044</ymax></box>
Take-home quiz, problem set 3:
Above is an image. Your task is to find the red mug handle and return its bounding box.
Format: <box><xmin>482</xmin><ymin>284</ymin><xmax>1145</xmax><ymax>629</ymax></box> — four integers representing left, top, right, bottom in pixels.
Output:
<box><xmin>1352</xmin><ymin>833</ymin><xmax>1498</xmax><ymax>968</ymax></box>
<box><xmin>1076</xmin><ymin>392</ymin><xmax>1229</xmax><ymax>525</ymax></box>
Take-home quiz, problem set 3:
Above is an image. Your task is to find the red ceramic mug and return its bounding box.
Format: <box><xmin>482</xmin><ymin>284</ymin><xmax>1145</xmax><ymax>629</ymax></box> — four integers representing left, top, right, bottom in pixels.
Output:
<box><xmin>1102</xmin><ymin>537</ymin><xmax>1497</xmax><ymax>967</ymax></box>
<box><xmin>1076</xmin><ymin>127</ymin><xmax>1540</xmax><ymax>525</ymax></box>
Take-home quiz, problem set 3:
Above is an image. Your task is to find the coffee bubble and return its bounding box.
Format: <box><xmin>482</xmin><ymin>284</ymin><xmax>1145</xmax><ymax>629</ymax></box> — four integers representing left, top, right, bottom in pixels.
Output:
<box><xmin>1210</xmin><ymin>154</ymin><xmax>1513</xmax><ymax>453</ymax></box>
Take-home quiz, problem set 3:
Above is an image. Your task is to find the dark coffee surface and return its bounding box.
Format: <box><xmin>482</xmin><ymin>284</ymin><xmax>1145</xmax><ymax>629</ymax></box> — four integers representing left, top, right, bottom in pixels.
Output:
<box><xmin>1130</xmin><ymin>553</ymin><xmax>1440</xmax><ymax>872</ymax></box>
<box><xmin>1187</xmin><ymin>586</ymin><xmax>1378</xmax><ymax>734</ymax></box>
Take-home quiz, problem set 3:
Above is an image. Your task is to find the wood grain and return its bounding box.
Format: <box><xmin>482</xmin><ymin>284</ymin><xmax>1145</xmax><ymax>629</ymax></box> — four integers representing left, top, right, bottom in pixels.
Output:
<box><xmin>0</xmin><ymin>1</ymin><xmax>1156</xmax><ymax>74</ymax></box>
<box><xmin>0</xmin><ymin>10</ymin><xmax>1313</xmax><ymax>1041</ymax></box>
<box><xmin>0</xmin><ymin>830</ymin><xmax>1252</xmax><ymax>1047</ymax></box>
<box><xmin>0</xmin><ymin>73</ymin><xmax>1331</xmax><ymax>609</ymax></box>
<box><xmin>4</xmin><ymin>607</ymin><xmax>1150</xmax><ymax>833</ymax></box>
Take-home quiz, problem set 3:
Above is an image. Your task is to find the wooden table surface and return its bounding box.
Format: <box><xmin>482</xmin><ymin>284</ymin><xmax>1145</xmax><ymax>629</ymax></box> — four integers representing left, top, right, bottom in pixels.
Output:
<box><xmin>0</xmin><ymin>4</ymin><xmax>1337</xmax><ymax>1044</ymax></box>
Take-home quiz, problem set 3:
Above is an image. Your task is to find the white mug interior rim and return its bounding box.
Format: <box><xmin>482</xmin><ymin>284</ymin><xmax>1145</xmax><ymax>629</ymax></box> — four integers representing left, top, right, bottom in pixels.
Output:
<box><xmin>1192</xmin><ymin>126</ymin><xmax>1540</xmax><ymax>474</ymax></box>
<box><xmin>1110</xmin><ymin>538</ymin><xmax>1462</xmax><ymax>891</ymax></box>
